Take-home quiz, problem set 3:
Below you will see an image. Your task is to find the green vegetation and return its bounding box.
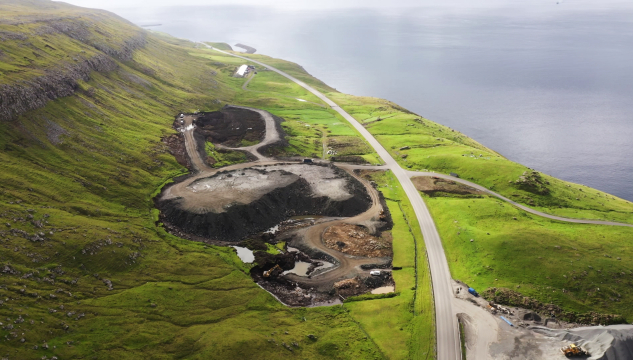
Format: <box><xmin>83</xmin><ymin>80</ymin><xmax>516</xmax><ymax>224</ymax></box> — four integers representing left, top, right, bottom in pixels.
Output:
<box><xmin>205</xmin><ymin>142</ymin><xmax>249</xmax><ymax>168</ymax></box>
<box><xmin>206</xmin><ymin>42</ymin><xmax>233</xmax><ymax>51</ymax></box>
<box><xmin>426</xmin><ymin>193</ymin><xmax>633</xmax><ymax>320</ymax></box>
<box><xmin>344</xmin><ymin>171</ymin><xmax>435</xmax><ymax>360</ymax></box>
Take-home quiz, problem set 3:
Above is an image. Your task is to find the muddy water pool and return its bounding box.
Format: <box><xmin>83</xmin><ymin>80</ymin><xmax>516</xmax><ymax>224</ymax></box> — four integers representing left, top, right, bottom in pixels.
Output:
<box><xmin>231</xmin><ymin>246</ymin><xmax>254</xmax><ymax>263</ymax></box>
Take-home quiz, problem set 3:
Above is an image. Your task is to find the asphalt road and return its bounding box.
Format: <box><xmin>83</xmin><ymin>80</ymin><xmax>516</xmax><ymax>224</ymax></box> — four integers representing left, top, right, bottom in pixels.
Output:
<box><xmin>206</xmin><ymin>44</ymin><xmax>462</xmax><ymax>360</ymax></box>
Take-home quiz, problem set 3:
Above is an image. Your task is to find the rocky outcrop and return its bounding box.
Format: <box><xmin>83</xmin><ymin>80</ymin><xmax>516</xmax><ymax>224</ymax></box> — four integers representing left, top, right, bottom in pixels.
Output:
<box><xmin>483</xmin><ymin>287</ymin><xmax>626</xmax><ymax>325</ymax></box>
<box><xmin>0</xmin><ymin>11</ymin><xmax>147</xmax><ymax>121</ymax></box>
<box><xmin>0</xmin><ymin>54</ymin><xmax>117</xmax><ymax>121</ymax></box>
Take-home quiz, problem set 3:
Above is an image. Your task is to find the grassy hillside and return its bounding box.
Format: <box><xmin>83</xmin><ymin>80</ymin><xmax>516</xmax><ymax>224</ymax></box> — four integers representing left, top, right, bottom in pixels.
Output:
<box><xmin>0</xmin><ymin>1</ymin><xmax>388</xmax><ymax>359</ymax></box>
<box><xmin>2</xmin><ymin>0</ymin><xmax>632</xmax><ymax>359</ymax></box>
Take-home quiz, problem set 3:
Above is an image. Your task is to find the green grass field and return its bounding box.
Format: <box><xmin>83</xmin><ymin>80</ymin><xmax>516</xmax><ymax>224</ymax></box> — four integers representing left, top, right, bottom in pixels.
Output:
<box><xmin>344</xmin><ymin>171</ymin><xmax>435</xmax><ymax>360</ymax></box>
<box><xmin>426</xmin><ymin>193</ymin><xmax>633</xmax><ymax>321</ymax></box>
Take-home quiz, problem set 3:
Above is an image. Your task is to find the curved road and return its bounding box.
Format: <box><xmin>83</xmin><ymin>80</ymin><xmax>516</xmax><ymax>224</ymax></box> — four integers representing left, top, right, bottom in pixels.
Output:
<box><xmin>166</xmin><ymin>104</ymin><xmax>392</xmax><ymax>288</ymax></box>
<box><xmin>205</xmin><ymin>44</ymin><xmax>462</xmax><ymax>360</ymax></box>
<box><xmin>285</xmin><ymin>168</ymin><xmax>391</xmax><ymax>289</ymax></box>
<box><xmin>406</xmin><ymin>171</ymin><xmax>633</xmax><ymax>227</ymax></box>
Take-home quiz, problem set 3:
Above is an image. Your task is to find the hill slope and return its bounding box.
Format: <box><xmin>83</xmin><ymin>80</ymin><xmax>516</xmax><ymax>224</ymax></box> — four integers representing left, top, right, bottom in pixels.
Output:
<box><xmin>0</xmin><ymin>1</ymin><xmax>386</xmax><ymax>359</ymax></box>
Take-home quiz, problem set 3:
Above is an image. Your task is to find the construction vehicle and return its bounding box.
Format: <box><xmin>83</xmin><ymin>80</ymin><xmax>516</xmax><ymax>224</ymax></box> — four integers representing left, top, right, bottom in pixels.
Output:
<box><xmin>561</xmin><ymin>344</ymin><xmax>588</xmax><ymax>357</ymax></box>
<box><xmin>263</xmin><ymin>264</ymin><xmax>282</xmax><ymax>278</ymax></box>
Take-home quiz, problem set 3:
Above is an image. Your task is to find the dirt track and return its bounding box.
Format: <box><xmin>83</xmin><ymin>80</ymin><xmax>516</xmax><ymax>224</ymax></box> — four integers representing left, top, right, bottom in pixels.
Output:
<box><xmin>284</xmin><ymin>167</ymin><xmax>390</xmax><ymax>290</ymax></box>
<box><xmin>161</xmin><ymin>105</ymin><xmax>390</xmax><ymax>291</ymax></box>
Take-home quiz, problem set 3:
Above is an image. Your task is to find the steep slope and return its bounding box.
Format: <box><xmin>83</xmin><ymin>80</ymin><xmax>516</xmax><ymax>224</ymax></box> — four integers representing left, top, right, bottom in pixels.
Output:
<box><xmin>0</xmin><ymin>1</ymin><xmax>386</xmax><ymax>359</ymax></box>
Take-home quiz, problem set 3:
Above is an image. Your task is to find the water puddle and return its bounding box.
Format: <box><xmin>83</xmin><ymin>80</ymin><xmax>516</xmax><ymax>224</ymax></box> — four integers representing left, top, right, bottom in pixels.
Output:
<box><xmin>313</xmin><ymin>260</ymin><xmax>334</xmax><ymax>273</ymax></box>
<box><xmin>282</xmin><ymin>260</ymin><xmax>335</xmax><ymax>277</ymax></box>
<box><xmin>231</xmin><ymin>246</ymin><xmax>254</xmax><ymax>263</ymax></box>
<box><xmin>283</xmin><ymin>261</ymin><xmax>311</xmax><ymax>276</ymax></box>
<box><xmin>371</xmin><ymin>286</ymin><xmax>395</xmax><ymax>294</ymax></box>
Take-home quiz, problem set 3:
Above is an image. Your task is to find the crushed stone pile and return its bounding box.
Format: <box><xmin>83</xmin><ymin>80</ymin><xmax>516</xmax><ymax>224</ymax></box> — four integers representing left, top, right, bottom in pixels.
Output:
<box><xmin>532</xmin><ymin>324</ymin><xmax>633</xmax><ymax>360</ymax></box>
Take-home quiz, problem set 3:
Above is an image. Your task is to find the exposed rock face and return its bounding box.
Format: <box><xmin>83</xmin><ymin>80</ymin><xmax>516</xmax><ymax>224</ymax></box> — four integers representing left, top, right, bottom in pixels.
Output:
<box><xmin>0</xmin><ymin>11</ymin><xmax>147</xmax><ymax>121</ymax></box>
<box><xmin>0</xmin><ymin>54</ymin><xmax>118</xmax><ymax>121</ymax></box>
<box><xmin>483</xmin><ymin>287</ymin><xmax>626</xmax><ymax>325</ymax></box>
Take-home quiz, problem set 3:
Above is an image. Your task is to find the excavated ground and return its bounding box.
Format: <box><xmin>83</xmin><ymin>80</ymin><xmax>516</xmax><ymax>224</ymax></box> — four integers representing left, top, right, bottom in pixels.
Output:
<box><xmin>323</xmin><ymin>223</ymin><xmax>392</xmax><ymax>258</ymax></box>
<box><xmin>195</xmin><ymin>106</ymin><xmax>266</xmax><ymax>147</ymax></box>
<box><xmin>157</xmin><ymin>163</ymin><xmax>372</xmax><ymax>242</ymax></box>
<box><xmin>157</xmin><ymin>105</ymin><xmax>395</xmax><ymax>306</ymax></box>
<box><xmin>411</xmin><ymin>176</ymin><xmax>484</xmax><ymax>196</ymax></box>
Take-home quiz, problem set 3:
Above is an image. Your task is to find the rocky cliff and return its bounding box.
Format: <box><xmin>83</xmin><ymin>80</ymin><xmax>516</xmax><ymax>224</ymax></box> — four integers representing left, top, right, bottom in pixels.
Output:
<box><xmin>0</xmin><ymin>1</ymin><xmax>147</xmax><ymax>121</ymax></box>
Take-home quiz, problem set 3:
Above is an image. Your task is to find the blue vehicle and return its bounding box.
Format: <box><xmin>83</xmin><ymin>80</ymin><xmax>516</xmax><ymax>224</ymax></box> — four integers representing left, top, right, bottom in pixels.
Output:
<box><xmin>468</xmin><ymin>287</ymin><xmax>479</xmax><ymax>297</ymax></box>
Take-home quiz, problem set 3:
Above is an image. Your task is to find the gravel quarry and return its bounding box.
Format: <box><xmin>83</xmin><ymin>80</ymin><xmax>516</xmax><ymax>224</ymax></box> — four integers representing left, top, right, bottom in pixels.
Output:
<box><xmin>157</xmin><ymin>105</ymin><xmax>393</xmax><ymax>304</ymax></box>
<box><xmin>452</xmin><ymin>280</ymin><xmax>633</xmax><ymax>360</ymax></box>
<box><xmin>532</xmin><ymin>325</ymin><xmax>633</xmax><ymax>360</ymax></box>
<box><xmin>158</xmin><ymin>163</ymin><xmax>371</xmax><ymax>241</ymax></box>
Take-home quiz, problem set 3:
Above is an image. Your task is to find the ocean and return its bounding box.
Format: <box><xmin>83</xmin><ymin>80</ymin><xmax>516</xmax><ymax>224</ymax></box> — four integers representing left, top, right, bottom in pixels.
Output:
<box><xmin>112</xmin><ymin>2</ymin><xmax>633</xmax><ymax>201</ymax></box>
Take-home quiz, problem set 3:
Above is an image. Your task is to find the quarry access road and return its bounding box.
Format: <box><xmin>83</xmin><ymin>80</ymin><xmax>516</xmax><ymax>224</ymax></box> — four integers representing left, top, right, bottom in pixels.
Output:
<box><xmin>407</xmin><ymin>171</ymin><xmax>633</xmax><ymax>228</ymax></box>
<box><xmin>181</xmin><ymin>114</ymin><xmax>207</xmax><ymax>172</ymax></box>
<box><xmin>335</xmin><ymin>163</ymin><xmax>633</xmax><ymax>228</ymax></box>
<box><xmin>285</xmin><ymin>168</ymin><xmax>390</xmax><ymax>290</ymax></box>
<box><xmin>207</xmin><ymin>44</ymin><xmax>462</xmax><ymax>360</ymax></box>
<box><xmin>172</xmin><ymin>105</ymin><xmax>391</xmax><ymax>286</ymax></box>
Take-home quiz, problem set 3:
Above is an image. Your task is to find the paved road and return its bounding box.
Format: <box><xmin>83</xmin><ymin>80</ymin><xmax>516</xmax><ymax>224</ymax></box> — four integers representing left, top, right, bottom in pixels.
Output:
<box><xmin>205</xmin><ymin>44</ymin><xmax>462</xmax><ymax>360</ymax></box>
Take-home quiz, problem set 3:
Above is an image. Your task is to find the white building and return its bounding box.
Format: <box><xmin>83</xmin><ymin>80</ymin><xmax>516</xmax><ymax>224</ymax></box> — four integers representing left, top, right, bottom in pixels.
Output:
<box><xmin>235</xmin><ymin>64</ymin><xmax>248</xmax><ymax>77</ymax></box>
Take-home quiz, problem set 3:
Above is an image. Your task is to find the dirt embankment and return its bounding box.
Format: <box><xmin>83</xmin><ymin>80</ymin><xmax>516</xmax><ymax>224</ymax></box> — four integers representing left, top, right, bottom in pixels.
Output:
<box><xmin>157</xmin><ymin>164</ymin><xmax>372</xmax><ymax>242</ymax></box>
<box><xmin>163</xmin><ymin>132</ymin><xmax>190</xmax><ymax>169</ymax></box>
<box><xmin>323</xmin><ymin>224</ymin><xmax>392</xmax><ymax>258</ymax></box>
<box><xmin>411</xmin><ymin>176</ymin><xmax>483</xmax><ymax>196</ymax></box>
<box><xmin>483</xmin><ymin>287</ymin><xmax>626</xmax><ymax>325</ymax></box>
<box><xmin>194</xmin><ymin>106</ymin><xmax>266</xmax><ymax>147</ymax></box>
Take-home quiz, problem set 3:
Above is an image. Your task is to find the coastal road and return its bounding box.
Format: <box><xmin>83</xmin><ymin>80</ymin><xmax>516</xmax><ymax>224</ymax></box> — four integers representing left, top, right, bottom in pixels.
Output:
<box><xmin>205</xmin><ymin>44</ymin><xmax>462</xmax><ymax>360</ymax></box>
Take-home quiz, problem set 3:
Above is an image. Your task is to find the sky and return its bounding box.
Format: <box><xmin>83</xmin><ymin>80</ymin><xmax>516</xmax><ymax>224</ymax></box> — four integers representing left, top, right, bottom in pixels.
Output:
<box><xmin>58</xmin><ymin>0</ymin><xmax>633</xmax><ymax>11</ymax></box>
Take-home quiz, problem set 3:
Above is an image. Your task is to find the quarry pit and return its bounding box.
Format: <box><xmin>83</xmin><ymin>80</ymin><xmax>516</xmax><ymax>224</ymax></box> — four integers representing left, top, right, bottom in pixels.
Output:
<box><xmin>158</xmin><ymin>105</ymin><xmax>395</xmax><ymax>305</ymax></box>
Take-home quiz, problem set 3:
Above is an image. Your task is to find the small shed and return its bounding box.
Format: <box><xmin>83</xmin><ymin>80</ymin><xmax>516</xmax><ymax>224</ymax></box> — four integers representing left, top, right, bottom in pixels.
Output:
<box><xmin>235</xmin><ymin>64</ymin><xmax>248</xmax><ymax>77</ymax></box>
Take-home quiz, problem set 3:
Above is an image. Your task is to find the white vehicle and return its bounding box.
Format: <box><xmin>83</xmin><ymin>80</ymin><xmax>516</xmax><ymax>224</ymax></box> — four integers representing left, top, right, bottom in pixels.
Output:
<box><xmin>370</xmin><ymin>270</ymin><xmax>381</xmax><ymax>276</ymax></box>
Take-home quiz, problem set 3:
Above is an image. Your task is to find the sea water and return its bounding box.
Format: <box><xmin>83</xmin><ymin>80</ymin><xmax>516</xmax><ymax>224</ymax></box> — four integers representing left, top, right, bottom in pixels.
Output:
<box><xmin>112</xmin><ymin>2</ymin><xmax>633</xmax><ymax>200</ymax></box>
